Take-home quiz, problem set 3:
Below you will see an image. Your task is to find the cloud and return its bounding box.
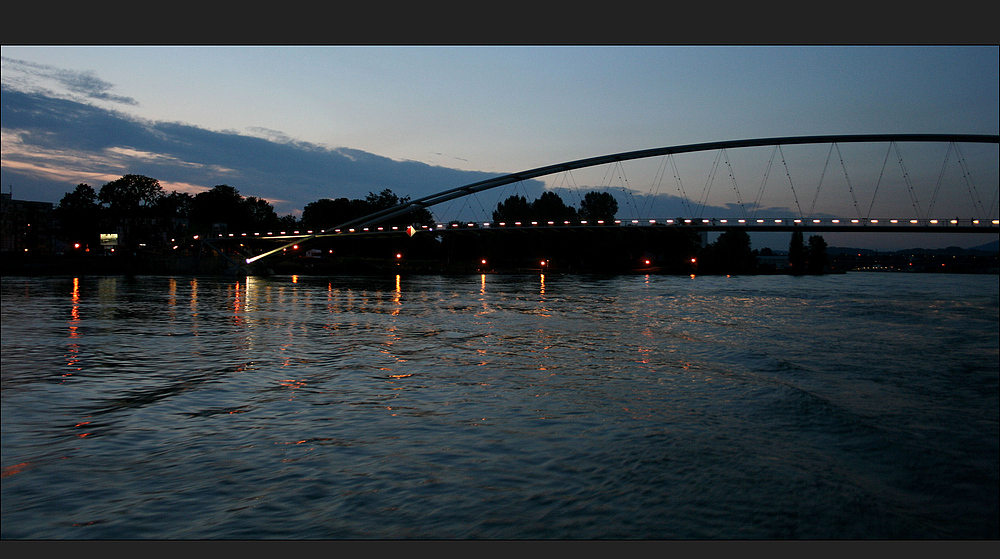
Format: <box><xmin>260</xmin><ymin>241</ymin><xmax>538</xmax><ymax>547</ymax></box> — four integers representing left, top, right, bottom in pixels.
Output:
<box><xmin>1</xmin><ymin>86</ymin><xmax>542</xmax><ymax>217</ymax></box>
<box><xmin>2</xmin><ymin>57</ymin><xmax>138</xmax><ymax>106</ymax></box>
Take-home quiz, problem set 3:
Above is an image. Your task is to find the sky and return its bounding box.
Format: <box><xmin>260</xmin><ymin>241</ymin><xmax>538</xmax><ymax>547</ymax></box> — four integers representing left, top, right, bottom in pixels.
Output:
<box><xmin>2</xmin><ymin>45</ymin><xmax>998</xmax><ymax>250</ymax></box>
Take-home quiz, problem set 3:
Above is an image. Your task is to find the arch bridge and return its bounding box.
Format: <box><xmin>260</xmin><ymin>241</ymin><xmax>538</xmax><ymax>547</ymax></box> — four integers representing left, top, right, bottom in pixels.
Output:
<box><xmin>202</xmin><ymin>134</ymin><xmax>998</xmax><ymax>268</ymax></box>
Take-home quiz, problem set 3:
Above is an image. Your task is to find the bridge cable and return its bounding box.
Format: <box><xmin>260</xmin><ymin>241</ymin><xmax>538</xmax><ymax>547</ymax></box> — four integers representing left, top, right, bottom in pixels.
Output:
<box><xmin>834</xmin><ymin>143</ymin><xmax>863</xmax><ymax>219</ymax></box>
<box><xmin>469</xmin><ymin>191</ymin><xmax>491</xmax><ymax>223</ymax></box>
<box><xmin>696</xmin><ymin>150</ymin><xmax>724</xmax><ymax>218</ymax></box>
<box><xmin>669</xmin><ymin>154</ymin><xmax>694</xmax><ymax>218</ymax></box>
<box><xmin>642</xmin><ymin>155</ymin><xmax>669</xmax><ymax>218</ymax></box>
<box><xmin>954</xmin><ymin>142</ymin><xmax>990</xmax><ymax>220</ymax></box>
<box><xmin>927</xmin><ymin>142</ymin><xmax>952</xmax><ymax>218</ymax></box>
<box><xmin>614</xmin><ymin>160</ymin><xmax>642</xmax><ymax>220</ymax></box>
<box><xmin>559</xmin><ymin>169</ymin><xmax>584</xmax><ymax>213</ymax></box>
<box><xmin>752</xmin><ymin>145</ymin><xmax>777</xmax><ymax>219</ymax></box>
<box><xmin>808</xmin><ymin>143</ymin><xmax>836</xmax><ymax>219</ymax></box>
<box><xmin>722</xmin><ymin>148</ymin><xmax>750</xmax><ymax>219</ymax></box>
<box><xmin>779</xmin><ymin>145</ymin><xmax>804</xmax><ymax>219</ymax></box>
<box><xmin>866</xmin><ymin>142</ymin><xmax>895</xmax><ymax>220</ymax></box>
<box><xmin>893</xmin><ymin>142</ymin><xmax>923</xmax><ymax>220</ymax></box>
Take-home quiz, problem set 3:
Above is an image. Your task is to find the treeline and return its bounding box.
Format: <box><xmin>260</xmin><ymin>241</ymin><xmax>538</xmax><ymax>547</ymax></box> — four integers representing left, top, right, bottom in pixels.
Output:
<box><xmin>54</xmin><ymin>174</ymin><xmax>433</xmax><ymax>252</ymax></box>
<box><xmin>696</xmin><ymin>228</ymin><xmax>829</xmax><ymax>275</ymax></box>
<box><xmin>54</xmin><ymin>174</ymin><xmax>620</xmax><ymax>251</ymax></box>
<box><xmin>53</xmin><ymin>174</ymin><xmax>828</xmax><ymax>274</ymax></box>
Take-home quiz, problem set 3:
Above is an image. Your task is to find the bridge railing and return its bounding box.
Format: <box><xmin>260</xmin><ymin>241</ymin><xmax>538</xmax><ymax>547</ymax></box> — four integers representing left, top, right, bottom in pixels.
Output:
<box><xmin>197</xmin><ymin>216</ymin><xmax>999</xmax><ymax>242</ymax></box>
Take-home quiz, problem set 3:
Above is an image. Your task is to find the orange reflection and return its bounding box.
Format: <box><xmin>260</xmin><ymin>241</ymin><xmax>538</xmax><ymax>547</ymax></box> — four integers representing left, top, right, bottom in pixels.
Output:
<box><xmin>190</xmin><ymin>279</ymin><xmax>198</xmax><ymax>315</ymax></box>
<box><xmin>540</xmin><ymin>273</ymin><xmax>545</xmax><ymax>295</ymax></box>
<box><xmin>232</xmin><ymin>280</ymin><xmax>244</xmax><ymax>326</ymax></box>
<box><xmin>392</xmin><ymin>274</ymin><xmax>402</xmax><ymax>314</ymax></box>
<box><xmin>1</xmin><ymin>462</ymin><xmax>32</xmax><ymax>478</ymax></box>
<box><xmin>167</xmin><ymin>278</ymin><xmax>177</xmax><ymax>319</ymax></box>
<box><xmin>64</xmin><ymin>278</ymin><xmax>82</xmax><ymax>381</ymax></box>
<box><xmin>68</xmin><ymin>277</ymin><xmax>81</xmax><ymax>338</ymax></box>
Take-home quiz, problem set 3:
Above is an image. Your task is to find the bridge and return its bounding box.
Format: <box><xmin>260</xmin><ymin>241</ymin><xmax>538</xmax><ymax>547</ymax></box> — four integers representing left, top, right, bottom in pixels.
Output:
<box><xmin>197</xmin><ymin>134</ymin><xmax>998</xmax><ymax>270</ymax></box>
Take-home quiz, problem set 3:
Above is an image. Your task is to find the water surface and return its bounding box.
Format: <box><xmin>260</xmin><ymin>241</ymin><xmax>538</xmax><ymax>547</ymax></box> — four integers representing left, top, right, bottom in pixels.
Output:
<box><xmin>2</xmin><ymin>273</ymin><xmax>997</xmax><ymax>539</ymax></box>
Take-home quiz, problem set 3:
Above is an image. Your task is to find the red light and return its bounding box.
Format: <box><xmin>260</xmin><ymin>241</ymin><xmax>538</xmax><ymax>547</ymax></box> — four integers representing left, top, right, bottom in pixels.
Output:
<box><xmin>396</xmin><ymin>253</ymin><xmax>403</xmax><ymax>259</ymax></box>
<box><xmin>73</xmin><ymin>243</ymin><xmax>81</xmax><ymax>249</ymax></box>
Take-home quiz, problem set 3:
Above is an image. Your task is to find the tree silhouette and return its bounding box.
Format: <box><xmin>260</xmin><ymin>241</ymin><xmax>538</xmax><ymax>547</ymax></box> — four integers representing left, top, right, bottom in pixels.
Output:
<box><xmin>788</xmin><ymin>229</ymin><xmax>806</xmax><ymax>275</ymax></box>
<box><xmin>807</xmin><ymin>235</ymin><xmax>829</xmax><ymax>274</ymax></box>
<box><xmin>188</xmin><ymin>185</ymin><xmax>281</xmax><ymax>233</ymax></box>
<box><xmin>301</xmin><ymin>197</ymin><xmax>362</xmax><ymax>230</ymax></box>
<box><xmin>492</xmin><ymin>195</ymin><xmax>532</xmax><ymax>223</ymax></box>
<box><xmin>98</xmin><ymin>174</ymin><xmax>164</xmax><ymax>250</ymax></box>
<box><xmin>702</xmin><ymin>229</ymin><xmax>756</xmax><ymax>274</ymax></box>
<box><xmin>531</xmin><ymin>191</ymin><xmax>578</xmax><ymax>222</ymax></box>
<box><xmin>579</xmin><ymin>191</ymin><xmax>619</xmax><ymax>222</ymax></box>
<box><xmin>363</xmin><ymin>189</ymin><xmax>433</xmax><ymax>226</ymax></box>
<box><xmin>55</xmin><ymin>183</ymin><xmax>102</xmax><ymax>250</ymax></box>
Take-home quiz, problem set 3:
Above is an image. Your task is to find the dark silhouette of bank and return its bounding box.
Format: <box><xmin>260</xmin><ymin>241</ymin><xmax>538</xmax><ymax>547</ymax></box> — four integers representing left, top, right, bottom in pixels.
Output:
<box><xmin>4</xmin><ymin>173</ymin><xmax>996</xmax><ymax>276</ymax></box>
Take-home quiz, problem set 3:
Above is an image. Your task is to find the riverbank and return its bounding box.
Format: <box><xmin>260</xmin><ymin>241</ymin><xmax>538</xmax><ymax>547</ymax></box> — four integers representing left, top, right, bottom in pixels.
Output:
<box><xmin>4</xmin><ymin>249</ymin><xmax>998</xmax><ymax>276</ymax></box>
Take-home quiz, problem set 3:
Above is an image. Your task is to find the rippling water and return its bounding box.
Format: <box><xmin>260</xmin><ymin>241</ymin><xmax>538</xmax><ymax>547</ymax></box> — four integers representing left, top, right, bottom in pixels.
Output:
<box><xmin>2</xmin><ymin>272</ymin><xmax>997</xmax><ymax>539</ymax></box>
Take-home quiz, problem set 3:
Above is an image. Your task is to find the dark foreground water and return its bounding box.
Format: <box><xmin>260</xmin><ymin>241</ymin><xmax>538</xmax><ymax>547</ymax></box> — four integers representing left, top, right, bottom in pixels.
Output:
<box><xmin>2</xmin><ymin>272</ymin><xmax>997</xmax><ymax>540</ymax></box>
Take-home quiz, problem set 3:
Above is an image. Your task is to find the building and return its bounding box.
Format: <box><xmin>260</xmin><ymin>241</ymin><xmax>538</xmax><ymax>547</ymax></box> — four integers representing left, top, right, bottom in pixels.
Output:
<box><xmin>1</xmin><ymin>193</ymin><xmax>56</xmax><ymax>253</ymax></box>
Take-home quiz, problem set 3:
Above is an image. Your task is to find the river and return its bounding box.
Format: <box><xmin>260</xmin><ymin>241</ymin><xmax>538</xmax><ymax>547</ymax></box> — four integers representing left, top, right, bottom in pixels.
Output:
<box><xmin>1</xmin><ymin>272</ymin><xmax>997</xmax><ymax>539</ymax></box>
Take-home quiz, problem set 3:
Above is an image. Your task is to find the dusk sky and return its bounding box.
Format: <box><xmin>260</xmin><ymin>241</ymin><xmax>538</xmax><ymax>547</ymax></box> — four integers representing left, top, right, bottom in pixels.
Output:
<box><xmin>2</xmin><ymin>45</ymin><xmax>997</xmax><ymax>250</ymax></box>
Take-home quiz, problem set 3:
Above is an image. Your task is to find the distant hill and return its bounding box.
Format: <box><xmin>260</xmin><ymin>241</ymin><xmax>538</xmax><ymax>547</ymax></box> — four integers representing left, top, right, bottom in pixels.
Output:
<box><xmin>968</xmin><ymin>239</ymin><xmax>999</xmax><ymax>253</ymax></box>
<box><xmin>827</xmin><ymin>240</ymin><xmax>999</xmax><ymax>256</ymax></box>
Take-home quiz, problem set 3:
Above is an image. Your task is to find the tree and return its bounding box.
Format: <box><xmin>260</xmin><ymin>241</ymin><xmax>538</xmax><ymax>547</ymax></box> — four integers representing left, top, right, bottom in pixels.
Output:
<box><xmin>362</xmin><ymin>189</ymin><xmax>433</xmax><ymax>226</ymax></box>
<box><xmin>703</xmin><ymin>229</ymin><xmax>756</xmax><ymax>275</ymax></box>
<box><xmin>806</xmin><ymin>235</ymin><xmax>829</xmax><ymax>274</ymax></box>
<box><xmin>243</xmin><ymin>196</ymin><xmax>279</xmax><ymax>230</ymax></box>
<box><xmin>492</xmin><ymin>195</ymin><xmax>532</xmax><ymax>223</ymax></box>
<box><xmin>301</xmin><ymin>197</ymin><xmax>361</xmax><ymax>230</ymax></box>
<box><xmin>788</xmin><ymin>229</ymin><xmax>806</xmax><ymax>275</ymax></box>
<box><xmin>153</xmin><ymin>191</ymin><xmax>194</xmax><ymax>238</ymax></box>
<box><xmin>531</xmin><ymin>191</ymin><xmax>578</xmax><ymax>222</ymax></box>
<box><xmin>187</xmin><ymin>185</ymin><xmax>280</xmax><ymax>233</ymax></box>
<box><xmin>189</xmin><ymin>185</ymin><xmax>245</xmax><ymax>233</ymax></box>
<box><xmin>98</xmin><ymin>174</ymin><xmax>164</xmax><ymax>249</ymax></box>
<box><xmin>55</xmin><ymin>183</ymin><xmax>102</xmax><ymax>249</ymax></box>
<box><xmin>579</xmin><ymin>191</ymin><xmax>619</xmax><ymax>222</ymax></box>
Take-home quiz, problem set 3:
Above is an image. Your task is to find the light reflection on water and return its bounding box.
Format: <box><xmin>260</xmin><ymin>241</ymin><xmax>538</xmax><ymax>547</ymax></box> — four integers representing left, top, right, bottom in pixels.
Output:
<box><xmin>1</xmin><ymin>273</ymin><xmax>997</xmax><ymax>539</ymax></box>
